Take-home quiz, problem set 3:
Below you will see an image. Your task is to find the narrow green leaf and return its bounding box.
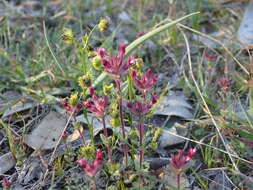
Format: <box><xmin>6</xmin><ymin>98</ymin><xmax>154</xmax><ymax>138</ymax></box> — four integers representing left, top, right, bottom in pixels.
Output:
<box><xmin>125</xmin><ymin>12</ymin><xmax>200</xmax><ymax>56</ymax></box>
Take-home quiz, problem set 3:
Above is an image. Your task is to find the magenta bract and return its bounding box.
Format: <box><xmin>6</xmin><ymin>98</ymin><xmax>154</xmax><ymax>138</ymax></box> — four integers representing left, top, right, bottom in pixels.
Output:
<box><xmin>97</xmin><ymin>44</ymin><xmax>135</xmax><ymax>80</ymax></box>
<box><xmin>131</xmin><ymin>68</ymin><xmax>158</xmax><ymax>95</ymax></box>
<box><xmin>2</xmin><ymin>177</ymin><xmax>11</xmax><ymax>188</ymax></box>
<box><xmin>126</xmin><ymin>95</ymin><xmax>158</xmax><ymax>117</ymax></box>
<box><xmin>61</xmin><ymin>99</ymin><xmax>82</xmax><ymax>121</ymax></box>
<box><xmin>84</xmin><ymin>88</ymin><xmax>108</xmax><ymax>118</ymax></box>
<box><xmin>77</xmin><ymin>149</ymin><xmax>103</xmax><ymax>178</ymax></box>
<box><xmin>171</xmin><ymin>148</ymin><xmax>197</xmax><ymax>173</ymax></box>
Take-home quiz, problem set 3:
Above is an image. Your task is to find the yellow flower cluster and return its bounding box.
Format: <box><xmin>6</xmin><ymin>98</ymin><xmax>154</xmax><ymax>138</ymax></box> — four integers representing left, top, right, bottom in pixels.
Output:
<box><xmin>61</xmin><ymin>28</ymin><xmax>74</xmax><ymax>44</ymax></box>
<box><xmin>98</xmin><ymin>18</ymin><xmax>109</xmax><ymax>33</ymax></box>
<box><xmin>78</xmin><ymin>74</ymin><xmax>92</xmax><ymax>89</ymax></box>
<box><xmin>69</xmin><ymin>92</ymin><xmax>78</xmax><ymax>106</ymax></box>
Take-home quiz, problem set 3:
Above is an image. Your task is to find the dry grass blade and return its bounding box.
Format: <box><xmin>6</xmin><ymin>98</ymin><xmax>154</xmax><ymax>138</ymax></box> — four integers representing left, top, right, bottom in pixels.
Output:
<box><xmin>42</xmin><ymin>112</ymin><xmax>73</xmax><ymax>182</ymax></box>
<box><xmin>179</xmin><ymin>27</ymin><xmax>240</xmax><ymax>171</ymax></box>
<box><xmin>159</xmin><ymin>127</ymin><xmax>253</xmax><ymax>166</ymax></box>
<box><xmin>178</xmin><ymin>23</ymin><xmax>249</xmax><ymax>76</ymax></box>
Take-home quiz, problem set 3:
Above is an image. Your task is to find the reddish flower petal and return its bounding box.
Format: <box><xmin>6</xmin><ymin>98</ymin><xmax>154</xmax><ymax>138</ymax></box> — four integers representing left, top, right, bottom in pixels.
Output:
<box><xmin>85</xmin><ymin>90</ymin><xmax>108</xmax><ymax>117</ymax></box>
<box><xmin>2</xmin><ymin>177</ymin><xmax>11</xmax><ymax>188</ymax></box>
<box><xmin>89</xmin><ymin>87</ymin><xmax>95</xmax><ymax>96</ymax></box>
<box><xmin>132</xmin><ymin>69</ymin><xmax>158</xmax><ymax>94</ymax></box>
<box><xmin>77</xmin><ymin>158</ymin><xmax>87</xmax><ymax>169</ymax></box>
<box><xmin>119</xmin><ymin>44</ymin><xmax>126</xmax><ymax>57</ymax></box>
<box><xmin>97</xmin><ymin>48</ymin><xmax>105</xmax><ymax>58</ymax></box>
<box><xmin>149</xmin><ymin>95</ymin><xmax>158</xmax><ymax>107</ymax></box>
<box><xmin>97</xmin><ymin>44</ymin><xmax>133</xmax><ymax>80</ymax></box>
<box><xmin>126</xmin><ymin>101</ymin><xmax>132</xmax><ymax>109</ymax></box>
<box><xmin>76</xmin><ymin>103</ymin><xmax>82</xmax><ymax>110</ymax></box>
<box><xmin>77</xmin><ymin>149</ymin><xmax>103</xmax><ymax>178</ymax></box>
<box><xmin>101</xmin><ymin>57</ymin><xmax>110</xmax><ymax>68</ymax></box>
<box><xmin>127</xmin><ymin>56</ymin><xmax>135</xmax><ymax>66</ymax></box>
<box><xmin>186</xmin><ymin>148</ymin><xmax>197</xmax><ymax>161</ymax></box>
<box><xmin>96</xmin><ymin>149</ymin><xmax>103</xmax><ymax>162</ymax></box>
<box><xmin>84</xmin><ymin>99</ymin><xmax>92</xmax><ymax>108</ymax></box>
<box><xmin>145</xmin><ymin>68</ymin><xmax>152</xmax><ymax>79</ymax></box>
<box><xmin>131</xmin><ymin>69</ymin><xmax>137</xmax><ymax>79</ymax></box>
<box><xmin>171</xmin><ymin>148</ymin><xmax>196</xmax><ymax>172</ymax></box>
<box><xmin>127</xmin><ymin>99</ymin><xmax>155</xmax><ymax>117</ymax></box>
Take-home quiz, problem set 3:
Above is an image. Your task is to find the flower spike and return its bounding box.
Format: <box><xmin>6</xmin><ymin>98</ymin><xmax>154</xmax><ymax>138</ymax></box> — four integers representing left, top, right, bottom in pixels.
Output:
<box><xmin>77</xmin><ymin>149</ymin><xmax>103</xmax><ymax>178</ymax></box>
<box><xmin>84</xmin><ymin>88</ymin><xmax>108</xmax><ymax>118</ymax></box>
<box><xmin>97</xmin><ymin>44</ymin><xmax>135</xmax><ymax>80</ymax></box>
<box><xmin>131</xmin><ymin>68</ymin><xmax>158</xmax><ymax>95</ymax></box>
<box><xmin>2</xmin><ymin>177</ymin><xmax>11</xmax><ymax>189</ymax></box>
<box><xmin>126</xmin><ymin>95</ymin><xmax>158</xmax><ymax>117</ymax></box>
<box><xmin>171</xmin><ymin>148</ymin><xmax>197</xmax><ymax>173</ymax></box>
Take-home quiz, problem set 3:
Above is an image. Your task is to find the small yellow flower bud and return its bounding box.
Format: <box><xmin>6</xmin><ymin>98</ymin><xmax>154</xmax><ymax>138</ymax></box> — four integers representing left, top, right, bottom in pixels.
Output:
<box><xmin>107</xmin><ymin>162</ymin><xmax>120</xmax><ymax>173</ymax></box>
<box><xmin>61</xmin><ymin>28</ymin><xmax>74</xmax><ymax>44</ymax></box>
<box><xmin>109</xmin><ymin>100</ymin><xmax>119</xmax><ymax>119</ymax></box>
<box><xmin>79</xmin><ymin>145</ymin><xmax>96</xmax><ymax>160</ymax></box>
<box><xmin>69</xmin><ymin>92</ymin><xmax>78</xmax><ymax>106</ymax></box>
<box><xmin>103</xmin><ymin>83</ymin><xmax>113</xmax><ymax>95</ymax></box>
<box><xmin>133</xmin><ymin>58</ymin><xmax>144</xmax><ymax>70</ymax></box>
<box><xmin>137</xmin><ymin>71</ymin><xmax>143</xmax><ymax>78</ymax></box>
<box><xmin>78</xmin><ymin>74</ymin><xmax>92</xmax><ymax>89</ymax></box>
<box><xmin>152</xmin><ymin>128</ymin><xmax>163</xmax><ymax>142</ymax></box>
<box><xmin>130</xmin><ymin>129</ymin><xmax>139</xmax><ymax>140</ymax></box>
<box><xmin>150</xmin><ymin>142</ymin><xmax>158</xmax><ymax>150</ymax></box>
<box><xmin>98</xmin><ymin>18</ymin><xmax>109</xmax><ymax>33</ymax></box>
<box><xmin>92</xmin><ymin>55</ymin><xmax>102</xmax><ymax>70</ymax></box>
<box><xmin>88</xmin><ymin>51</ymin><xmax>94</xmax><ymax>58</ymax></box>
<box><xmin>82</xmin><ymin>34</ymin><xmax>89</xmax><ymax>43</ymax></box>
<box><xmin>110</xmin><ymin>118</ymin><xmax>120</xmax><ymax>128</ymax></box>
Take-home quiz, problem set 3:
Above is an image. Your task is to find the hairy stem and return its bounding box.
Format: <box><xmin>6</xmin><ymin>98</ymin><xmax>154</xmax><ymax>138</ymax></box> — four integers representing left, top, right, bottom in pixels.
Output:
<box><xmin>102</xmin><ymin>116</ymin><xmax>112</xmax><ymax>162</ymax></box>
<box><xmin>91</xmin><ymin>180</ymin><xmax>97</xmax><ymax>190</ymax></box>
<box><xmin>116</xmin><ymin>79</ymin><xmax>128</xmax><ymax>166</ymax></box>
<box><xmin>177</xmin><ymin>173</ymin><xmax>181</xmax><ymax>190</ymax></box>
<box><xmin>118</xmin><ymin>97</ymin><xmax>126</xmax><ymax>138</ymax></box>
<box><xmin>139</xmin><ymin>123</ymin><xmax>144</xmax><ymax>169</ymax></box>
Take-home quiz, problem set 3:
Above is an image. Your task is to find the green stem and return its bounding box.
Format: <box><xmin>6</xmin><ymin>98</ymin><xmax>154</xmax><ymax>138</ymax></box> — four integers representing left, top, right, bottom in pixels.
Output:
<box><xmin>84</xmin><ymin>110</ymin><xmax>94</xmax><ymax>145</ymax></box>
<box><xmin>117</xmin><ymin>80</ymin><xmax>128</xmax><ymax>166</ymax></box>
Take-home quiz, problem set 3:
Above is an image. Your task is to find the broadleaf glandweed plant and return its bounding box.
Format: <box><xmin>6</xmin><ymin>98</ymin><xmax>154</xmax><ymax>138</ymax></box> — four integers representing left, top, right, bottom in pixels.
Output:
<box><xmin>97</xmin><ymin>44</ymin><xmax>135</xmax><ymax>166</ymax></box>
<box><xmin>60</xmin><ymin>13</ymin><xmax>199</xmax><ymax>188</ymax></box>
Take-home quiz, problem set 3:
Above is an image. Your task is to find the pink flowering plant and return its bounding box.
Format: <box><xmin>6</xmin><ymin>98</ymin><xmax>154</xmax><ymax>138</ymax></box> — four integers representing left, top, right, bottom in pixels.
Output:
<box><xmin>59</xmin><ymin>41</ymin><xmax>198</xmax><ymax>188</ymax></box>
<box><xmin>131</xmin><ymin>68</ymin><xmax>158</xmax><ymax>97</ymax></box>
<box><xmin>84</xmin><ymin>87</ymin><xmax>112</xmax><ymax>162</ymax></box>
<box><xmin>2</xmin><ymin>177</ymin><xmax>11</xmax><ymax>190</ymax></box>
<box><xmin>59</xmin><ymin>40</ymin><xmax>199</xmax><ymax>189</ymax></box>
<box><xmin>170</xmin><ymin>148</ymin><xmax>197</xmax><ymax>189</ymax></box>
<box><xmin>97</xmin><ymin>44</ymin><xmax>135</xmax><ymax>166</ymax></box>
<box><xmin>77</xmin><ymin>149</ymin><xmax>103</xmax><ymax>190</ymax></box>
<box><xmin>127</xmin><ymin>94</ymin><xmax>158</xmax><ymax>169</ymax></box>
<box><xmin>59</xmin><ymin>14</ymin><xmax>199</xmax><ymax>188</ymax></box>
<box><xmin>97</xmin><ymin>44</ymin><xmax>135</xmax><ymax>81</ymax></box>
